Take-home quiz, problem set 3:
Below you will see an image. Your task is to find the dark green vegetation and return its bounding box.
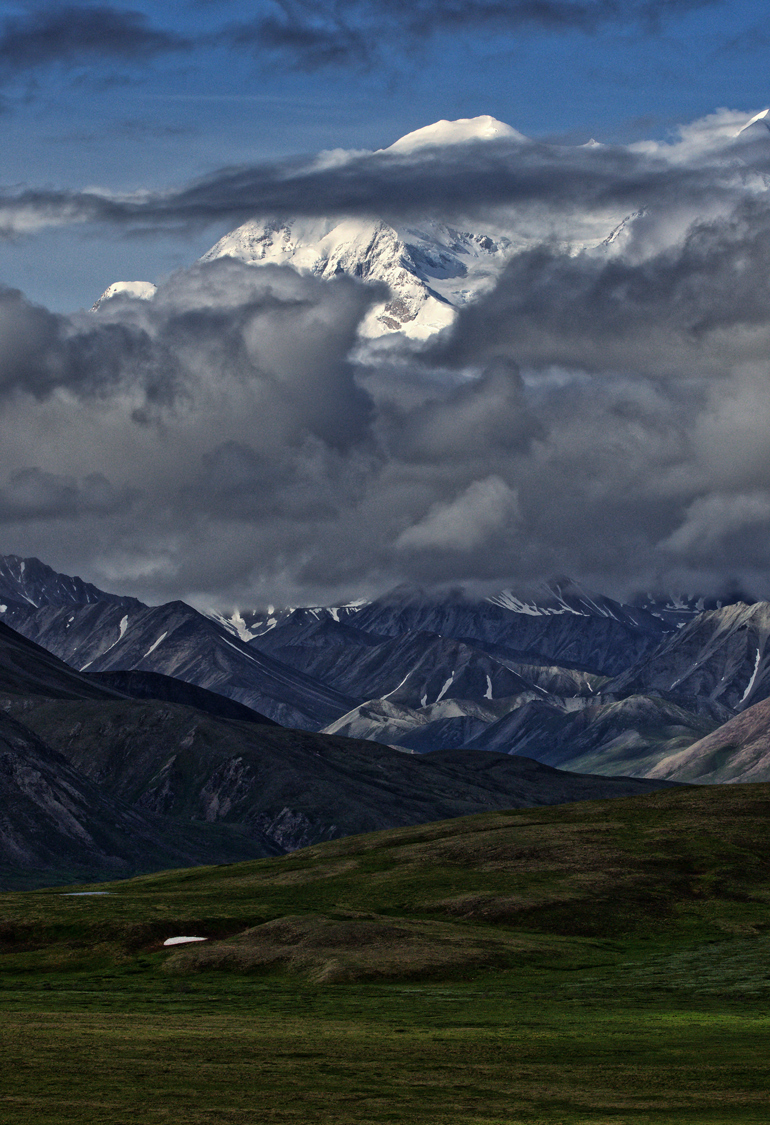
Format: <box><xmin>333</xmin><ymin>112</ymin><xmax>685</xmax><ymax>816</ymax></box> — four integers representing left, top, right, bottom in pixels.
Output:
<box><xmin>2</xmin><ymin>784</ymin><xmax>770</xmax><ymax>1123</ymax></box>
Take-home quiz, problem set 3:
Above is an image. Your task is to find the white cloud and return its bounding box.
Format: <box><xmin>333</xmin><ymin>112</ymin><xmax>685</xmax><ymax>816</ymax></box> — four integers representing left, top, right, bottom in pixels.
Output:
<box><xmin>396</xmin><ymin>476</ymin><xmax>520</xmax><ymax>552</ymax></box>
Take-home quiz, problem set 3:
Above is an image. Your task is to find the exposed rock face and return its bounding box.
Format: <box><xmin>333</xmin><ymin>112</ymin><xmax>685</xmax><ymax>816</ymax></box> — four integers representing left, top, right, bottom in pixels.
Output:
<box><xmin>0</xmin><ymin>708</ymin><xmax>262</xmax><ymax>886</ymax></box>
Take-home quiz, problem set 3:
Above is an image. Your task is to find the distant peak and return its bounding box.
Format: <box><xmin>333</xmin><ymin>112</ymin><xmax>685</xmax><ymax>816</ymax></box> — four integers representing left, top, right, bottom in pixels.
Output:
<box><xmin>92</xmin><ymin>280</ymin><xmax>157</xmax><ymax>312</ymax></box>
<box><xmin>386</xmin><ymin>115</ymin><xmax>526</xmax><ymax>154</ymax></box>
<box><xmin>735</xmin><ymin>109</ymin><xmax>770</xmax><ymax>138</ymax></box>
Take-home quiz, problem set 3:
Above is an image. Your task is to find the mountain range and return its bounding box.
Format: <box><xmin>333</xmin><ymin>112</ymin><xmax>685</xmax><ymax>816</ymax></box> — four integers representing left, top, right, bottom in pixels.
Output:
<box><xmin>0</xmin><ymin>555</ymin><xmax>687</xmax><ymax>887</ymax></box>
<box><xmin>4</xmin><ymin>553</ymin><xmax>770</xmax><ymax>793</ymax></box>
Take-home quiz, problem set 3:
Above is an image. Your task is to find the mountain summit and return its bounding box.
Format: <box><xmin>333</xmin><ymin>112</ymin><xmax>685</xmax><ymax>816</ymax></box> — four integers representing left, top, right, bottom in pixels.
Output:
<box><xmin>384</xmin><ymin>115</ymin><xmax>526</xmax><ymax>153</ymax></box>
<box><xmin>200</xmin><ymin>117</ymin><xmax>530</xmax><ymax>339</ymax></box>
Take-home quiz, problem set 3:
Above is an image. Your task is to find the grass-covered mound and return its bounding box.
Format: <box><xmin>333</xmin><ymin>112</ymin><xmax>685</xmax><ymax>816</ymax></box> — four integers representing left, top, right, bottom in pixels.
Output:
<box><xmin>163</xmin><ymin>913</ymin><xmax>565</xmax><ymax>983</ymax></box>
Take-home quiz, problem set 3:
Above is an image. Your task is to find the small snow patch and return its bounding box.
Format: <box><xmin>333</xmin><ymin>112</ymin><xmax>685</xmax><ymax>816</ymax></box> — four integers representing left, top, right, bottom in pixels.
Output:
<box><xmin>163</xmin><ymin>936</ymin><xmax>208</xmax><ymax>946</ymax></box>
<box><xmin>61</xmin><ymin>892</ymin><xmax>111</xmax><ymax>896</ymax></box>
<box><xmin>435</xmin><ymin>673</ymin><xmax>455</xmax><ymax>703</ymax></box>
<box><xmin>142</xmin><ymin>631</ymin><xmax>168</xmax><ymax>658</ymax></box>
<box><xmin>383</xmin><ymin>672</ymin><xmax>410</xmax><ymax>699</ymax></box>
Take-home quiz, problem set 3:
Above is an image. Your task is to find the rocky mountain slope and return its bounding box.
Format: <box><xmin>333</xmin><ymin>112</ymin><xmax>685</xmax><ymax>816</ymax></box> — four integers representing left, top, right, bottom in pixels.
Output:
<box><xmin>647</xmin><ymin>696</ymin><xmax>770</xmax><ymax>784</ymax></box>
<box><xmin>608</xmin><ymin>602</ymin><xmax>770</xmax><ymax>716</ymax></box>
<box><xmin>0</xmin><ymin>706</ymin><xmax>270</xmax><ymax>889</ymax></box>
<box><xmin>1</xmin><ymin>592</ymin><xmax>357</xmax><ymax>730</ymax></box>
<box><xmin>0</xmin><ymin>624</ymin><xmax>280</xmax><ymax>886</ymax></box>
<box><xmin>0</xmin><ymin>554</ymin><xmax>138</xmax><ymax>613</ymax></box>
<box><xmin>0</xmin><ymin>613</ymin><xmax>676</xmax><ymax>885</ymax></box>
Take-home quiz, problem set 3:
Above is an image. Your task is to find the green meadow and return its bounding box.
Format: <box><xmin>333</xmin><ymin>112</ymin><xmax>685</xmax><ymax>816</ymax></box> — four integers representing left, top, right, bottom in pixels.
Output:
<box><xmin>2</xmin><ymin>783</ymin><xmax>770</xmax><ymax>1123</ymax></box>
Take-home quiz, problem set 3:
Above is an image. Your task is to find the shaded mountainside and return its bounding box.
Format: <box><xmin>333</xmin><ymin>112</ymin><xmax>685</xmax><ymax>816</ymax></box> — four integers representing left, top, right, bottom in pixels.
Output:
<box><xmin>0</xmin><ymin>620</ymin><xmax>123</xmax><ymax>703</ymax></box>
<box><xmin>84</xmin><ymin>669</ymin><xmax>278</xmax><ymax>726</ymax></box>
<box><xmin>0</xmin><ymin>615</ymin><xmax>676</xmax><ymax>885</ymax></box>
<box><xmin>0</xmin><ymin>708</ymin><xmax>271</xmax><ymax>889</ymax></box>
<box><xmin>3</xmin><ymin>693</ymin><xmax>674</xmax><ymax>861</ymax></box>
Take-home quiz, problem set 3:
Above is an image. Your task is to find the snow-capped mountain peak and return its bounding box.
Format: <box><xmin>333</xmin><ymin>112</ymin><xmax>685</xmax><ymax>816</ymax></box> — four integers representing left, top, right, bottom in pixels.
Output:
<box><xmin>737</xmin><ymin>108</ymin><xmax>770</xmax><ymax>136</ymax></box>
<box><xmin>385</xmin><ymin>115</ymin><xmax>526</xmax><ymax>154</ymax></box>
<box><xmin>93</xmin><ymin>116</ymin><xmax>629</xmax><ymax>340</ymax></box>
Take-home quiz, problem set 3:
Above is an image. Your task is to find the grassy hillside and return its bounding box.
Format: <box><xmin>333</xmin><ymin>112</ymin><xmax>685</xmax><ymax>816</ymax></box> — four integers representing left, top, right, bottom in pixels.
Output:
<box><xmin>2</xmin><ymin>784</ymin><xmax>770</xmax><ymax>1122</ymax></box>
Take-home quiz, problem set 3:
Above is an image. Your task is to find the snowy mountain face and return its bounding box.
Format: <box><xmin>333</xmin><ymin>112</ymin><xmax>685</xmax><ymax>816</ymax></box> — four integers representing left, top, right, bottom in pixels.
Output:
<box><xmin>199</xmin><ymin>115</ymin><xmax>533</xmax><ymax>341</ymax></box>
<box><xmin>201</xmin><ymin>215</ymin><xmax>515</xmax><ymax>340</ymax></box>
<box><xmin>94</xmin><ymin>115</ymin><xmax>635</xmax><ymax>341</ymax></box>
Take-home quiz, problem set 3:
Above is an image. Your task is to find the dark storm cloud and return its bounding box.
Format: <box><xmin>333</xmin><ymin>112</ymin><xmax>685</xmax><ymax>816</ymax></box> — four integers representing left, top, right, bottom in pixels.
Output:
<box><xmin>0</xmin><ymin>284</ymin><xmax>182</xmax><ymax>403</ymax></box>
<box><xmin>0</xmin><ymin>467</ymin><xmax>133</xmax><ymax>520</ymax></box>
<box><xmin>0</xmin><ymin>238</ymin><xmax>769</xmax><ymax>606</ymax></box>
<box><xmin>0</xmin><ymin>6</ymin><xmax>191</xmax><ymax>73</ymax></box>
<box><xmin>0</xmin><ymin>127</ymin><xmax>761</xmax><ymax>238</ymax></box>
<box><xmin>225</xmin><ymin>0</ymin><xmax>720</xmax><ymax>70</ymax></box>
<box><xmin>0</xmin><ymin>262</ymin><xmax>377</xmax><ymax>443</ymax></box>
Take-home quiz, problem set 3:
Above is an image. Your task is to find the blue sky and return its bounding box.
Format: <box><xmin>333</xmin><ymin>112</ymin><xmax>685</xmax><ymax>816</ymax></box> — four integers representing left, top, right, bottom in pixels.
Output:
<box><xmin>0</xmin><ymin>0</ymin><xmax>768</xmax><ymax>310</ymax></box>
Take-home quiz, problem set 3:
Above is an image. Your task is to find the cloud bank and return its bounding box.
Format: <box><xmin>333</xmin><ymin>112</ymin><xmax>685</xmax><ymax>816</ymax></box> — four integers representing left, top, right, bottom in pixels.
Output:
<box><xmin>2</xmin><ymin>108</ymin><xmax>770</xmax><ymax>607</ymax></box>
<box><xmin>2</xmin><ymin>114</ymin><xmax>766</xmax><ymax>238</ymax></box>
